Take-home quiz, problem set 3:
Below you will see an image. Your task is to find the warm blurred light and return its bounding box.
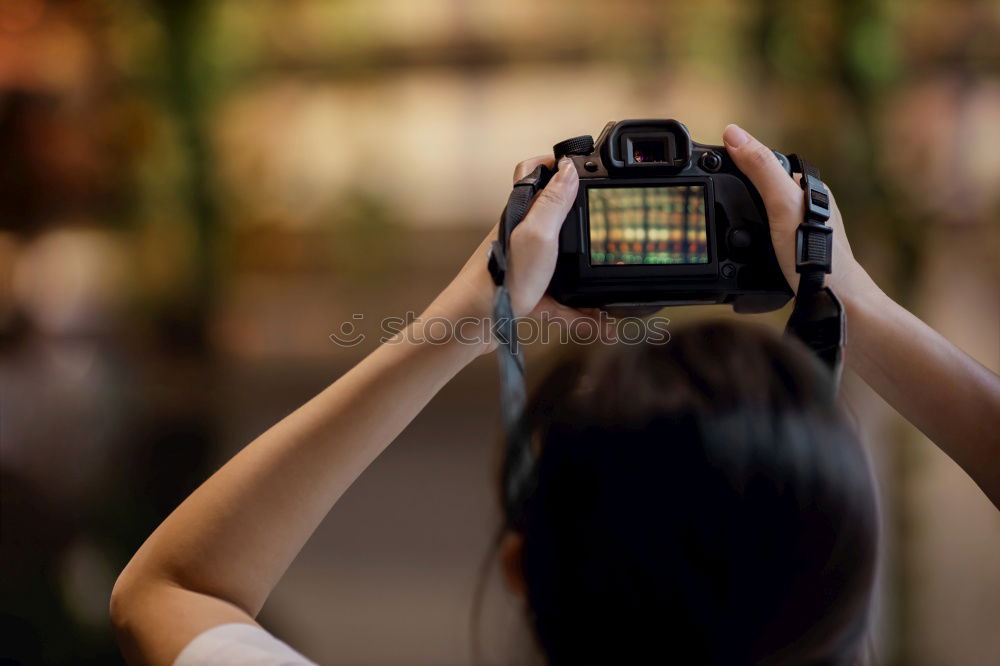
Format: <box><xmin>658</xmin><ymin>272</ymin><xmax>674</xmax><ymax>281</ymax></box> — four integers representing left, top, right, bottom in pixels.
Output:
<box><xmin>12</xmin><ymin>227</ymin><xmax>128</xmax><ymax>336</ymax></box>
<box><xmin>0</xmin><ymin>1</ymin><xmax>93</xmax><ymax>93</ymax></box>
<box><xmin>0</xmin><ymin>231</ymin><xmax>19</xmax><ymax>328</ymax></box>
<box><xmin>0</xmin><ymin>0</ymin><xmax>46</xmax><ymax>34</ymax></box>
<box><xmin>882</xmin><ymin>79</ymin><xmax>1000</xmax><ymax>222</ymax></box>
<box><xmin>212</xmin><ymin>67</ymin><xmax>745</xmax><ymax>230</ymax></box>
<box><xmin>1</xmin><ymin>2</ymin><xmax>997</xmax><ymax>664</ymax></box>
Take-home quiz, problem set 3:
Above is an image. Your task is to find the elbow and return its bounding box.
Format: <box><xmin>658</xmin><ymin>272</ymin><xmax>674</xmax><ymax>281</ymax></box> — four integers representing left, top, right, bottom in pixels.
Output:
<box><xmin>109</xmin><ymin>568</ymin><xmax>138</xmax><ymax>647</ymax></box>
<box><xmin>110</xmin><ymin>563</ymin><xmax>155</xmax><ymax>663</ymax></box>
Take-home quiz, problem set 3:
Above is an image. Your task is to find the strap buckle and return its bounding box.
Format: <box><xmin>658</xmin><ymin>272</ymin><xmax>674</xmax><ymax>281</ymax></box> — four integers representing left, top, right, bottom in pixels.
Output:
<box><xmin>796</xmin><ymin>222</ymin><xmax>833</xmax><ymax>274</ymax></box>
<box><xmin>788</xmin><ymin>154</ymin><xmax>834</xmax><ymax>277</ymax></box>
<box><xmin>788</xmin><ymin>154</ymin><xmax>831</xmax><ymax>221</ymax></box>
<box><xmin>802</xmin><ymin>174</ymin><xmax>831</xmax><ymax>223</ymax></box>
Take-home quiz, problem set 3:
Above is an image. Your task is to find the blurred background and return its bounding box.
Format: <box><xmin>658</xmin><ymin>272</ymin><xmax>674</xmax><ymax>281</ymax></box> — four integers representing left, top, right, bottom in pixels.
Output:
<box><xmin>1</xmin><ymin>0</ymin><xmax>998</xmax><ymax>664</ymax></box>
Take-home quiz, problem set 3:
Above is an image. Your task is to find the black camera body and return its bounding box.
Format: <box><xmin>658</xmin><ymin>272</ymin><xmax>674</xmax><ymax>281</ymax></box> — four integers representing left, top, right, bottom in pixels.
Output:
<box><xmin>547</xmin><ymin>119</ymin><xmax>794</xmax><ymax>313</ymax></box>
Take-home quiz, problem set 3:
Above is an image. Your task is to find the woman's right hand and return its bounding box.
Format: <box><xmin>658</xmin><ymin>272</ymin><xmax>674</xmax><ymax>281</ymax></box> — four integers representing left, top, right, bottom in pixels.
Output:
<box><xmin>429</xmin><ymin>154</ymin><xmax>601</xmax><ymax>331</ymax></box>
<box><xmin>722</xmin><ymin>124</ymin><xmax>872</xmax><ymax>298</ymax></box>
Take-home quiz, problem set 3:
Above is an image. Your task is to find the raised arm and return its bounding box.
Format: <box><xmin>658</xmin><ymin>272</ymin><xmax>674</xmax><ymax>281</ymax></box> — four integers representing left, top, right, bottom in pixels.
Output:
<box><xmin>110</xmin><ymin>156</ymin><xmax>584</xmax><ymax>665</ymax></box>
<box><xmin>723</xmin><ymin>124</ymin><xmax>1000</xmax><ymax>509</ymax></box>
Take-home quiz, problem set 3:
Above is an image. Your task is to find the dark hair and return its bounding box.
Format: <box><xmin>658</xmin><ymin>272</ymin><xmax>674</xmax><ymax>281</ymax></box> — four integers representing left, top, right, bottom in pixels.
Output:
<box><xmin>507</xmin><ymin>320</ymin><xmax>879</xmax><ymax>665</ymax></box>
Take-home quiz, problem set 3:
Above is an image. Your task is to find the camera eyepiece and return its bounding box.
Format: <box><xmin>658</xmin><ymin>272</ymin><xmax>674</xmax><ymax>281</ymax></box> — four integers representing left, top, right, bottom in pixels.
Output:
<box><xmin>605</xmin><ymin>119</ymin><xmax>693</xmax><ymax>170</ymax></box>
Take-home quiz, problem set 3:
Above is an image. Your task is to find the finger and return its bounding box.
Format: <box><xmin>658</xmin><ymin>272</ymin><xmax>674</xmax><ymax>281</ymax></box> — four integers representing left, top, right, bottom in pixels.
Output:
<box><xmin>531</xmin><ymin>297</ymin><xmax>595</xmax><ymax>327</ymax></box>
<box><xmin>513</xmin><ymin>155</ymin><xmax>556</xmax><ymax>183</ymax></box>
<box><xmin>518</xmin><ymin>157</ymin><xmax>579</xmax><ymax>240</ymax></box>
<box><xmin>722</xmin><ymin>124</ymin><xmax>801</xmax><ymax>214</ymax></box>
<box><xmin>536</xmin><ymin>299</ymin><xmax>602</xmax><ymax>333</ymax></box>
<box><xmin>531</xmin><ymin>297</ymin><xmax>574</xmax><ymax>323</ymax></box>
<box><xmin>532</xmin><ymin>299</ymin><xmax>618</xmax><ymax>341</ymax></box>
<box><xmin>582</xmin><ymin>307</ymin><xmax>618</xmax><ymax>342</ymax></box>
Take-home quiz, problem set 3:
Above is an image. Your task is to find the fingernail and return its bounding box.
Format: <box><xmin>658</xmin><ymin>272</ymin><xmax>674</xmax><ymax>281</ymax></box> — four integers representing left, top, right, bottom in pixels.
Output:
<box><xmin>723</xmin><ymin>124</ymin><xmax>749</xmax><ymax>148</ymax></box>
<box><xmin>556</xmin><ymin>157</ymin><xmax>576</xmax><ymax>181</ymax></box>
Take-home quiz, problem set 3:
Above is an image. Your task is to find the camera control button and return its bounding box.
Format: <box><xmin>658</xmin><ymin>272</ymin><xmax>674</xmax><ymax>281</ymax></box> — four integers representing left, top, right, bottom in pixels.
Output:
<box><xmin>584</xmin><ymin>161</ymin><xmax>598</xmax><ymax>172</ymax></box>
<box><xmin>721</xmin><ymin>262</ymin><xmax>737</xmax><ymax>279</ymax></box>
<box><xmin>728</xmin><ymin>228</ymin><xmax>752</xmax><ymax>249</ymax></box>
<box><xmin>554</xmin><ymin>135</ymin><xmax>595</xmax><ymax>159</ymax></box>
<box><xmin>700</xmin><ymin>151</ymin><xmax>723</xmax><ymax>172</ymax></box>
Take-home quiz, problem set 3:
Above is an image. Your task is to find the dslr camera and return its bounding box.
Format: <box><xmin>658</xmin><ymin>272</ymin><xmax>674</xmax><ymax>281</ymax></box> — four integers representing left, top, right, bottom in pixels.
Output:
<box><xmin>545</xmin><ymin>119</ymin><xmax>795</xmax><ymax>313</ymax></box>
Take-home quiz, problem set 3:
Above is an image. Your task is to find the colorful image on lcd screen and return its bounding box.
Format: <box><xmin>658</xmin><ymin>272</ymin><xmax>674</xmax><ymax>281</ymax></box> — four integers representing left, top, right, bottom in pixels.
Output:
<box><xmin>588</xmin><ymin>185</ymin><xmax>708</xmax><ymax>265</ymax></box>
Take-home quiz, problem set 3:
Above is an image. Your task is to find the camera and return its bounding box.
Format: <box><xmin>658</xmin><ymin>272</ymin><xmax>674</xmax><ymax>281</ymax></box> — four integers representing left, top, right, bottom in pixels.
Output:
<box><xmin>546</xmin><ymin>119</ymin><xmax>795</xmax><ymax>313</ymax></box>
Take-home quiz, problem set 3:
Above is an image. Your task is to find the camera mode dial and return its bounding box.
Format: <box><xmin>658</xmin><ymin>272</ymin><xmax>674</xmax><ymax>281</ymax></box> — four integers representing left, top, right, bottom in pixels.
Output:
<box><xmin>553</xmin><ymin>135</ymin><xmax>595</xmax><ymax>159</ymax></box>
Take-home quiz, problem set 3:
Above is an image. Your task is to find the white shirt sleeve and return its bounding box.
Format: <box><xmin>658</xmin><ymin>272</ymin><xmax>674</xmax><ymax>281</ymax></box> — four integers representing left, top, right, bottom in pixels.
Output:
<box><xmin>173</xmin><ymin>623</ymin><xmax>318</xmax><ymax>666</ymax></box>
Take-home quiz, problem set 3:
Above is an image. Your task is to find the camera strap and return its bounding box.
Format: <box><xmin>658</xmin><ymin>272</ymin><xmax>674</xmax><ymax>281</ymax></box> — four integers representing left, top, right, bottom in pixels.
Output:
<box><xmin>784</xmin><ymin>155</ymin><xmax>845</xmax><ymax>387</ymax></box>
<box><xmin>487</xmin><ymin>164</ymin><xmax>553</xmax><ymax>523</ymax></box>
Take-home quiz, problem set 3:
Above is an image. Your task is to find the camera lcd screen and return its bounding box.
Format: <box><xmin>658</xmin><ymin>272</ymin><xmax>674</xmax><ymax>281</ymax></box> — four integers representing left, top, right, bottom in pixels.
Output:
<box><xmin>588</xmin><ymin>185</ymin><xmax>709</xmax><ymax>265</ymax></box>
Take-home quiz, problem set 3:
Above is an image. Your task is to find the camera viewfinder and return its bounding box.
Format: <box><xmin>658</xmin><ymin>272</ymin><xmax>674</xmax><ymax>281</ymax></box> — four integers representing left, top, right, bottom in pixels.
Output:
<box><xmin>632</xmin><ymin>139</ymin><xmax>666</xmax><ymax>163</ymax></box>
<box><xmin>624</xmin><ymin>133</ymin><xmax>679</xmax><ymax>166</ymax></box>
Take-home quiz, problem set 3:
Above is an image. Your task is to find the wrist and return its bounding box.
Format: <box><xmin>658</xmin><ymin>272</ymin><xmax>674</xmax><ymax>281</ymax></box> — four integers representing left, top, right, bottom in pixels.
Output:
<box><xmin>827</xmin><ymin>260</ymin><xmax>890</xmax><ymax>371</ymax></box>
<box><xmin>828</xmin><ymin>258</ymin><xmax>881</xmax><ymax>309</ymax></box>
<box><xmin>420</xmin><ymin>287</ymin><xmax>495</xmax><ymax>359</ymax></box>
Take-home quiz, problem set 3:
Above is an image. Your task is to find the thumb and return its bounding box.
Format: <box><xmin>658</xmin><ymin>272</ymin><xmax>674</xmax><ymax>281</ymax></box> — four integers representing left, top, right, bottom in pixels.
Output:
<box><xmin>723</xmin><ymin>124</ymin><xmax>800</xmax><ymax>213</ymax></box>
<box><xmin>519</xmin><ymin>157</ymin><xmax>579</xmax><ymax>239</ymax></box>
<box><xmin>506</xmin><ymin>158</ymin><xmax>579</xmax><ymax>317</ymax></box>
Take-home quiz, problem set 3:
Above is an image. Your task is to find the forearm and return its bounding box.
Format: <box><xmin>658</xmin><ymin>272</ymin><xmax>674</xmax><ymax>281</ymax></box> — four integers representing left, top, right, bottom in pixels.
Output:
<box><xmin>840</xmin><ymin>266</ymin><xmax>1000</xmax><ymax>507</ymax></box>
<box><xmin>112</xmin><ymin>299</ymin><xmax>485</xmax><ymax>660</ymax></box>
<box><xmin>111</xmin><ymin>153</ymin><xmax>580</xmax><ymax>665</ymax></box>
<box><xmin>720</xmin><ymin>124</ymin><xmax>999</xmax><ymax>504</ymax></box>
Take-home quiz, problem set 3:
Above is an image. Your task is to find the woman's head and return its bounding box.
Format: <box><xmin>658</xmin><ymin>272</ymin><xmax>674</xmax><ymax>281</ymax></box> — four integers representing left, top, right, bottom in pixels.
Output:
<box><xmin>499</xmin><ymin>320</ymin><xmax>879</xmax><ymax>665</ymax></box>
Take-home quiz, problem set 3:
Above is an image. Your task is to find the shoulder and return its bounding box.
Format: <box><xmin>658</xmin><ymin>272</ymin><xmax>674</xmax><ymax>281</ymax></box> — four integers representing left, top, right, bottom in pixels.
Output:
<box><xmin>173</xmin><ymin>623</ymin><xmax>318</xmax><ymax>666</ymax></box>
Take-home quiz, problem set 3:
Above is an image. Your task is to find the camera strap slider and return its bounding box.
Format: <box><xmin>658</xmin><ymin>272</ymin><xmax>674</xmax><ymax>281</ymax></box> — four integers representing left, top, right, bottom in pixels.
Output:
<box><xmin>788</xmin><ymin>154</ymin><xmax>834</xmax><ymax>289</ymax></box>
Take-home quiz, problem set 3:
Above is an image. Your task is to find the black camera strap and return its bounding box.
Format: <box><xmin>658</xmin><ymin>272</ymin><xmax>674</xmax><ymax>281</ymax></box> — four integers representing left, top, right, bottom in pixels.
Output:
<box><xmin>487</xmin><ymin>158</ymin><xmax>844</xmax><ymax>525</ymax></box>
<box><xmin>784</xmin><ymin>155</ymin><xmax>845</xmax><ymax>385</ymax></box>
<box><xmin>487</xmin><ymin>165</ymin><xmax>553</xmax><ymax>521</ymax></box>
